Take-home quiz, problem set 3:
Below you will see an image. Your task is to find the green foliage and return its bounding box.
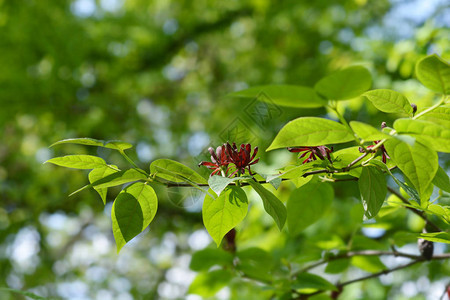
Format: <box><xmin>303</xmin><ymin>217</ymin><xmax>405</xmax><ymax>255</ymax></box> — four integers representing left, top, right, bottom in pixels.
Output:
<box><xmin>202</xmin><ymin>187</ymin><xmax>248</xmax><ymax>246</ymax></box>
<box><xmin>45</xmin><ymin>155</ymin><xmax>108</xmax><ymax>169</ymax></box>
<box><xmin>314</xmin><ymin>66</ymin><xmax>372</xmax><ymax>100</ymax></box>
<box><xmin>362</xmin><ymin>89</ymin><xmax>413</xmax><ymax>115</ymax></box>
<box><xmin>111</xmin><ymin>182</ymin><xmax>158</xmax><ymax>253</ymax></box>
<box><xmin>359</xmin><ymin>166</ymin><xmax>387</xmax><ymax>218</ymax></box>
<box><xmin>287</xmin><ymin>180</ymin><xmax>334</xmax><ymax>235</ymax></box>
<box><xmin>415</xmin><ymin>54</ymin><xmax>450</xmax><ymax>94</ymax></box>
<box><xmin>247</xmin><ymin>180</ymin><xmax>287</xmax><ymax>230</ymax></box>
<box><xmin>267</xmin><ymin>117</ymin><xmax>354</xmax><ymax>150</ymax></box>
<box><xmin>229</xmin><ymin>85</ymin><xmax>327</xmax><ymax>108</ymax></box>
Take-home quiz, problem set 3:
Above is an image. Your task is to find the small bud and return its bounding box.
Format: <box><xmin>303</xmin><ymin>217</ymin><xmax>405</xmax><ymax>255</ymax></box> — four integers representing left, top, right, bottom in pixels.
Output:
<box><xmin>411</xmin><ymin>103</ymin><xmax>417</xmax><ymax>115</ymax></box>
<box><xmin>418</xmin><ymin>238</ymin><xmax>433</xmax><ymax>260</ymax></box>
<box><xmin>381</xmin><ymin>122</ymin><xmax>387</xmax><ymax>129</ymax></box>
<box><xmin>358</xmin><ymin>146</ymin><xmax>365</xmax><ymax>153</ymax></box>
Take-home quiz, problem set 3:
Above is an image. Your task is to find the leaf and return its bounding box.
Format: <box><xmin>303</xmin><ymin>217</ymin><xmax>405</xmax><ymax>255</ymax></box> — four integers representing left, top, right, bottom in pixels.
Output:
<box><xmin>394</xmin><ymin>118</ymin><xmax>450</xmax><ymax>153</ymax></box>
<box><xmin>236</xmin><ymin>247</ymin><xmax>273</xmax><ymax>281</ymax></box>
<box><xmin>384</xmin><ymin>136</ymin><xmax>438</xmax><ymax>201</ymax></box>
<box><xmin>89</xmin><ymin>165</ymin><xmax>119</xmax><ymax>204</ymax></box>
<box><xmin>247</xmin><ymin>180</ymin><xmax>287</xmax><ymax>230</ymax></box>
<box><xmin>359</xmin><ymin>166</ymin><xmax>387</xmax><ymax>218</ymax></box>
<box><xmin>150</xmin><ymin>159</ymin><xmax>207</xmax><ymax>184</ymax></box>
<box><xmin>314</xmin><ymin>66</ymin><xmax>372</xmax><ymax>100</ymax></box>
<box><xmin>208</xmin><ymin>175</ymin><xmax>251</xmax><ymax>196</ymax></box>
<box><xmin>351</xmin><ymin>256</ymin><xmax>386</xmax><ymax>273</ymax></box>
<box><xmin>415</xmin><ymin>54</ymin><xmax>450</xmax><ymax>94</ymax></box>
<box><xmin>433</xmin><ymin>166</ymin><xmax>450</xmax><ymax>193</ymax></box>
<box><xmin>111</xmin><ymin>182</ymin><xmax>158</xmax><ymax>252</ymax></box>
<box><xmin>188</xmin><ymin>269</ymin><xmax>233</xmax><ymax>297</ymax></box>
<box><xmin>287</xmin><ymin>181</ymin><xmax>334</xmax><ymax>235</ymax></box>
<box><xmin>399</xmin><ymin>232</ymin><xmax>450</xmax><ymax>244</ymax></box>
<box><xmin>419</xmin><ymin>106</ymin><xmax>450</xmax><ymax>127</ymax></box>
<box><xmin>362</xmin><ymin>89</ymin><xmax>412</xmax><ymax>115</ymax></box>
<box><xmin>202</xmin><ymin>186</ymin><xmax>248</xmax><ymax>246</ymax></box>
<box><xmin>50</xmin><ymin>137</ymin><xmax>133</xmax><ymax>151</ymax></box>
<box><xmin>45</xmin><ymin>155</ymin><xmax>107</xmax><ymax>169</ymax></box>
<box><xmin>349</xmin><ymin>121</ymin><xmax>391</xmax><ymax>141</ymax></box>
<box><xmin>229</xmin><ymin>85</ymin><xmax>327</xmax><ymax>108</ymax></box>
<box><xmin>292</xmin><ymin>273</ymin><xmax>337</xmax><ymax>291</ymax></box>
<box><xmin>0</xmin><ymin>288</ymin><xmax>51</xmax><ymax>300</ymax></box>
<box><xmin>267</xmin><ymin>117</ymin><xmax>354</xmax><ymax>151</ymax></box>
<box><xmin>189</xmin><ymin>248</ymin><xmax>234</xmax><ymax>271</ymax></box>
<box><xmin>69</xmin><ymin>168</ymin><xmax>147</xmax><ymax>197</ymax></box>
<box><xmin>325</xmin><ymin>259</ymin><xmax>350</xmax><ymax>274</ymax></box>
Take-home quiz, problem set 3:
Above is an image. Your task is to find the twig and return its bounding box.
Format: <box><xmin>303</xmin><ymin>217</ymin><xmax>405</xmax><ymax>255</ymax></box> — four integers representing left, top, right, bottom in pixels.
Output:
<box><xmin>387</xmin><ymin>186</ymin><xmax>442</xmax><ymax>232</ymax></box>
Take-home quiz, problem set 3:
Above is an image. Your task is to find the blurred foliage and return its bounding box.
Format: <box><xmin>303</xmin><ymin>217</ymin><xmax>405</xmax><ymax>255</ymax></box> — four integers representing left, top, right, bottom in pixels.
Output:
<box><xmin>0</xmin><ymin>0</ymin><xmax>449</xmax><ymax>299</ymax></box>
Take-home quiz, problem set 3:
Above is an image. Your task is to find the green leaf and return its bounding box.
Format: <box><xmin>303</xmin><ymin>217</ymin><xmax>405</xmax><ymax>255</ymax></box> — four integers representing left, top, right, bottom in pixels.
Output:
<box><xmin>50</xmin><ymin>137</ymin><xmax>133</xmax><ymax>151</ymax></box>
<box><xmin>267</xmin><ymin>117</ymin><xmax>354</xmax><ymax>151</ymax></box>
<box><xmin>384</xmin><ymin>136</ymin><xmax>438</xmax><ymax>201</ymax></box>
<box><xmin>229</xmin><ymin>85</ymin><xmax>327</xmax><ymax>108</ymax></box>
<box><xmin>266</xmin><ymin>163</ymin><xmax>315</xmax><ymax>181</ymax></box>
<box><xmin>0</xmin><ymin>288</ymin><xmax>51</xmax><ymax>300</ymax></box>
<box><xmin>362</xmin><ymin>89</ymin><xmax>412</xmax><ymax>115</ymax></box>
<box><xmin>89</xmin><ymin>165</ymin><xmax>119</xmax><ymax>204</ymax></box>
<box><xmin>150</xmin><ymin>159</ymin><xmax>207</xmax><ymax>184</ymax></box>
<box><xmin>314</xmin><ymin>66</ymin><xmax>372</xmax><ymax>100</ymax></box>
<box><xmin>247</xmin><ymin>180</ymin><xmax>287</xmax><ymax>230</ymax></box>
<box><xmin>45</xmin><ymin>155</ymin><xmax>107</xmax><ymax>169</ymax></box>
<box><xmin>349</xmin><ymin>121</ymin><xmax>391</xmax><ymax>142</ymax></box>
<box><xmin>202</xmin><ymin>186</ymin><xmax>248</xmax><ymax>246</ymax></box>
<box><xmin>236</xmin><ymin>247</ymin><xmax>273</xmax><ymax>281</ymax></box>
<box><xmin>189</xmin><ymin>248</ymin><xmax>234</xmax><ymax>271</ymax></box>
<box><xmin>111</xmin><ymin>182</ymin><xmax>158</xmax><ymax>252</ymax></box>
<box><xmin>415</xmin><ymin>54</ymin><xmax>450</xmax><ymax>94</ymax></box>
<box><xmin>208</xmin><ymin>175</ymin><xmax>251</xmax><ymax>196</ymax></box>
<box><xmin>359</xmin><ymin>166</ymin><xmax>387</xmax><ymax>218</ymax></box>
<box><xmin>188</xmin><ymin>269</ymin><xmax>233</xmax><ymax>297</ymax></box>
<box><xmin>394</xmin><ymin>118</ymin><xmax>450</xmax><ymax>153</ymax></box>
<box><xmin>69</xmin><ymin>168</ymin><xmax>147</xmax><ymax>197</ymax></box>
<box><xmin>433</xmin><ymin>166</ymin><xmax>450</xmax><ymax>193</ymax></box>
<box><xmin>351</xmin><ymin>256</ymin><xmax>386</xmax><ymax>273</ymax></box>
<box><xmin>325</xmin><ymin>259</ymin><xmax>350</xmax><ymax>274</ymax></box>
<box><xmin>292</xmin><ymin>273</ymin><xmax>337</xmax><ymax>291</ymax></box>
<box><xmin>419</xmin><ymin>106</ymin><xmax>450</xmax><ymax>127</ymax></box>
<box><xmin>287</xmin><ymin>181</ymin><xmax>334</xmax><ymax>235</ymax></box>
<box><xmin>401</xmin><ymin>232</ymin><xmax>450</xmax><ymax>244</ymax></box>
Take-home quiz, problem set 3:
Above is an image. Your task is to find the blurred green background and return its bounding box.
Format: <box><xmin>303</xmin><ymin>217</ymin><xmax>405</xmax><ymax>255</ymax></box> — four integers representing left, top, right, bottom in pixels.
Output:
<box><xmin>0</xmin><ymin>0</ymin><xmax>449</xmax><ymax>299</ymax></box>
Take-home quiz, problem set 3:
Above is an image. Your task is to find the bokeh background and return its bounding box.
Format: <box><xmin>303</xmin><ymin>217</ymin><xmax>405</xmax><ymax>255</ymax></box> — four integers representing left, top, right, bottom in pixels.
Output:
<box><xmin>0</xmin><ymin>0</ymin><xmax>449</xmax><ymax>299</ymax></box>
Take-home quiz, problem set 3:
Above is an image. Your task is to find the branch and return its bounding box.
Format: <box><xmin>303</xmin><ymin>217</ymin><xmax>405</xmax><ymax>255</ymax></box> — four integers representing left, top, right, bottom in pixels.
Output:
<box><xmin>294</xmin><ymin>253</ymin><xmax>450</xmax><ymax>299</ymax></box>
<box><xmin>387</xmin><ymin>186</ymin><xmax>442</xmax><ymax>232</ymax></box>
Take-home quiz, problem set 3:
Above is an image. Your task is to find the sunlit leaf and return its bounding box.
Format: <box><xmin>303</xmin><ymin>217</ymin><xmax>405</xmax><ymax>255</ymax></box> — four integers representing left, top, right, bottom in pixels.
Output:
<box><xmin>362</xmin><ymin>89</ymin><xmax>412</xmax><ymax>115</ymax></box>
<box><xmin>202</xmin><ymin>187</ymin><xmax>248</xmax><ymax>246</ymax></box>
<box><xmin>384</xmin><ymin>136</ymin><xmax>438</xmax><ymax>202</ymax></box>
<box><xmin>394</xmin><ymin>118</ymin><xmax>450</xmax><ymax>153</ymax></box>
<box><xmin>236</xmin><ymin>247</ymin><xmax>273</xmax><ymax>282</ymax></box>
<box><xmin>50</xmin><ymin>138</ymin><xmax>133</xmax><ymax>151</ymax></box>
<box><xmin>88</xmin><ymin>165</ymin><xmax>119</xmax><ymax>204</ymax></box>
<box><xmin>433</xmin><ymin>166</ymin><xmax>450</xmax><ymax>193</ymax></box>
<box><xmin>45</xmin><ymin>155</ymin><xmax>107</xmax><ymax>169</ymax></box>
<box><xmin>267</xmin><ymin>117</ymin><xmax>354</xmax><ymax>151</ymax></box>
<box><xmin>415</xmin><ymin>54</ymin><xmax>450</xmax><ymax>94</ymax></box>
<box><xmin>287</xmin><ymin>180</ymin><xmax>334</xmax><ymax>235</ymax></box>
<box><xmin>349</xmin><ymin>121</ymin><xmax>391</xmax><ymax>141</ymax></box>
<box><xmin>150</xmin><ymin>159</ymin><xmax>207</xmax><ymax>184</ymax></box>
<box><xmin>208</xmin><ymin>175</ymin><xmax>251</xmax><ymax>196</ymax></box>
<box><xmin>111</xmin><ymin>182</ymin><xmax>158</xmax><ymax>252</ymax></box>
<box><xmin>247</xmin><ymin>180</ymin><xmax>287</xmax><ymax>230</ymax></box>
<box><xmin>314</xmin><ymin>66</ymin><xmax>372</xmax><ymax>100</ymax></box>
<box><xmin>229</xmin><ymin>85</ymin><xmax>327</xmax><ymax>108</ymax></box>
<box><xmin>418</xmin><ymin>106</ymin><xmax>450</xmax><ymax>127</ymax></box>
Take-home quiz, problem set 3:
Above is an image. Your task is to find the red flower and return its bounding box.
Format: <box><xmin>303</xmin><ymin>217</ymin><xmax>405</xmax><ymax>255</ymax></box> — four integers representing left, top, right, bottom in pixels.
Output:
<box><xmin>198</xmin><ymin>145</ymin><xmax>230</xmax><ymax>176</ymax></box>
<box><xmin>287</xmin><ymin>146</ymin><xmax>333</xmax><ymax>164</ymax></box>
<box><xmin>363</xmin><ymin>141</ymin><xmax>390</xmax><ymax>163</ymax></box>
<box><xmin>225</xmin><ymin>142</ymin><xmax>259</xmax><ymax>176</ymax></box>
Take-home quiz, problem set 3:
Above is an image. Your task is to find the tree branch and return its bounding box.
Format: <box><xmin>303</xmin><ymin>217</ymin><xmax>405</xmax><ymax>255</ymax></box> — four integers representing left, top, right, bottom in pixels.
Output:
<box><xmin>387</xmin><ymin>186</ymin><xmax>442</xmax><ymax>232</ymax></box>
